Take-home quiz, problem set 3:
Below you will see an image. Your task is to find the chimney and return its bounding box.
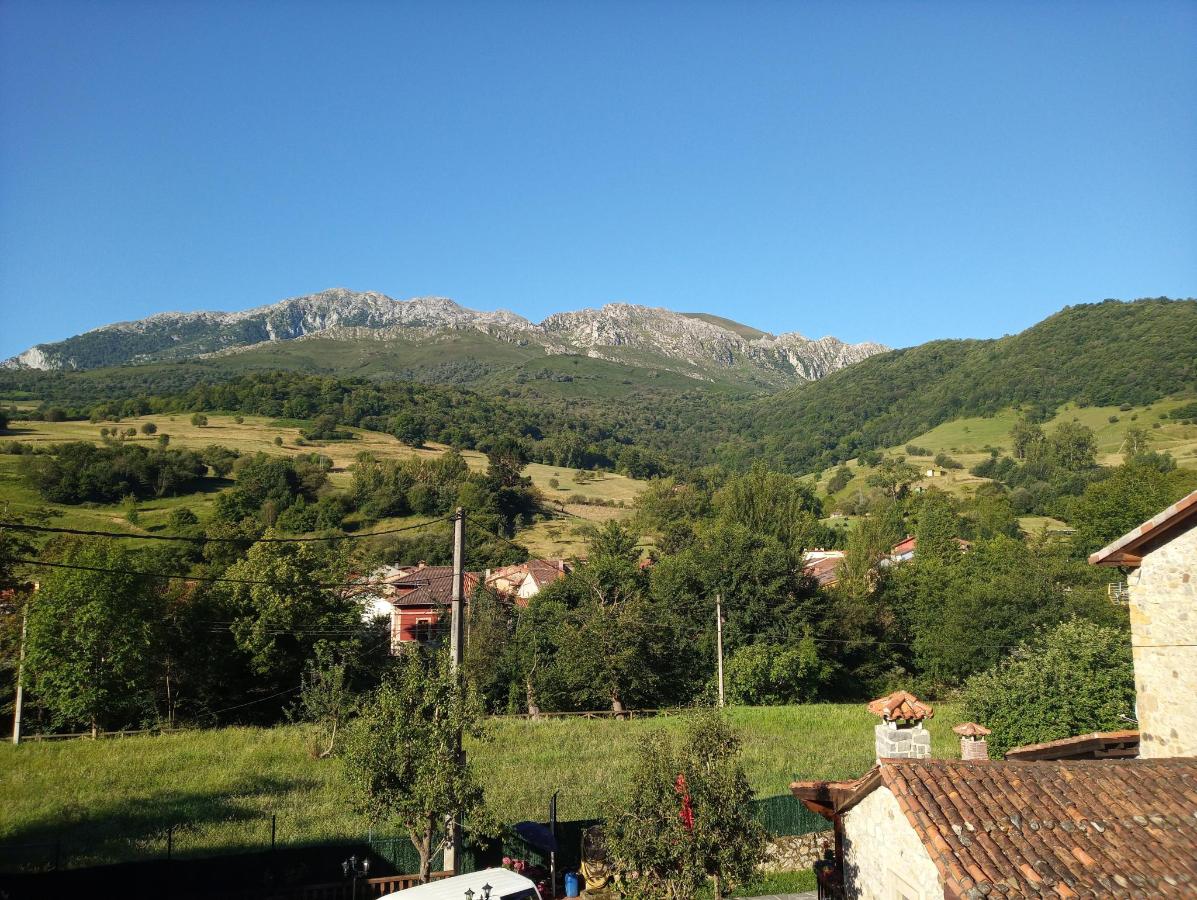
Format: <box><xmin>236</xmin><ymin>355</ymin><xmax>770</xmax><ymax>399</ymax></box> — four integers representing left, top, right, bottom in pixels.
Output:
<box><xmin>953</xmin><ymin>722</ymin><xmax>991</xmax><ymax>760</ymax></box>
<box><xmin>868</xmin><ymin>691</ymin><xmax>934</xmax><ymax>761</ymax></box>
<box><xmin>417</xmin><ymin>560</ymin><xmax>426</xmax><ymax>569</ymax></box>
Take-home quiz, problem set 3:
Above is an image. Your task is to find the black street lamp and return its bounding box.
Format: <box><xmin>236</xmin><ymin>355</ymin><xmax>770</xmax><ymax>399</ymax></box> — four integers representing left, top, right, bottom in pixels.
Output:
<box><xmin>342</xmin><ymin>854</ymin><xmax>371</xmax><ymax>900</ymax></box>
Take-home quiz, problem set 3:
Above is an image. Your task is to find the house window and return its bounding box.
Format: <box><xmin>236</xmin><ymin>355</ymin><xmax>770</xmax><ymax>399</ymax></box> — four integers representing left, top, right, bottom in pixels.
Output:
<box><xmin>415</xmin><ymin>618</ymin><xmax>433</xmax><ymax>643</ymax></box>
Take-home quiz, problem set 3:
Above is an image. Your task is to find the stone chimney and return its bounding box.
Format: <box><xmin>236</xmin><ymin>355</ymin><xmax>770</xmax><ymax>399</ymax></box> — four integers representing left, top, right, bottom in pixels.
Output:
<box><xmin>868</xmin><ymin>690</ymin><xmax>934</xmax><ymax>760</ymax></box>
<box><xmin>953</xmin><ymin>722</ymin><xmax>991</xmax><ymax>760</ymax></box>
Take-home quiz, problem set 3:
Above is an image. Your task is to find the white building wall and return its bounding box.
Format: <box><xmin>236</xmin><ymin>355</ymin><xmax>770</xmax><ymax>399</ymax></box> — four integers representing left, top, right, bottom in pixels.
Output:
<box><xmin>842</xmin><ymin>787</ymin><xmax>944</xmax><ymax>900</ymax></box>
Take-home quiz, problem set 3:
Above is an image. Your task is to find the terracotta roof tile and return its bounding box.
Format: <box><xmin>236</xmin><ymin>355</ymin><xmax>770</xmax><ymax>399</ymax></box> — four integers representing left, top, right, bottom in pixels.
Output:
<box><xmin>876</xmin><ymin>758</ymin><xmax>1197</xmax><ymax>897</ymax></box>
<box><xmin>954</xmin><ymin>722</ymin><xmax>992</xmax><ymax>738</ymax></box>
<box><xmin>867</xmin><ymin>689</ymin><xmax>934</xmax><ymax>722</ymax></box>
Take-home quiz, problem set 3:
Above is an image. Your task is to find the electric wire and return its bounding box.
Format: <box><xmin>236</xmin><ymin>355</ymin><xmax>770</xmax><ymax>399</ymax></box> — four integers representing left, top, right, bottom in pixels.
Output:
<box><xmin>0</xmin><ymin>516</ymin><xmax>453</xmax><ymax>543</ymax></box>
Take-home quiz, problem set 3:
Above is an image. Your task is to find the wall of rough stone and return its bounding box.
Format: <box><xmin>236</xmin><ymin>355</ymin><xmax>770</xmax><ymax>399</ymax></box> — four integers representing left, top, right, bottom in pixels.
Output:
<box><xmin>875</xmin><ymin>721</ymin><xmax>931</xmax><ymax>760</ymax></box>
<box><xmin>842</xmin><ymin>786</ymin><xmax>944</xmax><ymax>900</ymax></box>
<box><xmin>1129</xmin><ymin>519</ymin><xmax>1197</xmax><ymax>759</ymax></box>
<box><xmin>759</xmin><ymin>831</ymin><xmax>832</xmax><ymax>874</ymax></box>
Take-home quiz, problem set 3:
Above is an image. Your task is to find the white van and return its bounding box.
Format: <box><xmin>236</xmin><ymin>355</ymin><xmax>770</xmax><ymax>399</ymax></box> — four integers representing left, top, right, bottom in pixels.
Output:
<box><xmin>379</xmin><ymin>867</ymin><xmax>541</xmax><ymax>900</ymax></box>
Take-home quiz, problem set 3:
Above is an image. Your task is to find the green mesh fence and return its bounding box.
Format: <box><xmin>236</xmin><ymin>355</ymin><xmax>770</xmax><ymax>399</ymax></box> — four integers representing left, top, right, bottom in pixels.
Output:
<box><xmin>750</xmin><ymin>793</ymin><xmax>831</xmax><ymax>837</ymax></box>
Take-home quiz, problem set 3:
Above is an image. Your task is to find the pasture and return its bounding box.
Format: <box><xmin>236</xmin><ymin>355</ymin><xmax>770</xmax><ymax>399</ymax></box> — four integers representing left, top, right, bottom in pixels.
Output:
<box><xmin>0</xmin><ymin>703</ymin><xmax>964</xmax><ymax>869</ymax></box>
<box><xmin>0</xmin><ymin>414</ymin><xmax>645</xmax><ymax>555</ymax></box>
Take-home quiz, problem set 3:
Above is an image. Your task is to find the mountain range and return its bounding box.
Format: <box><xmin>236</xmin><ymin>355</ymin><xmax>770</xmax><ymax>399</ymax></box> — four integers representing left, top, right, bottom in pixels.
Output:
<box><xmin>3</xmin><ymin>288</ymin><xmax>887</xmax><ymax>387</ymax></box>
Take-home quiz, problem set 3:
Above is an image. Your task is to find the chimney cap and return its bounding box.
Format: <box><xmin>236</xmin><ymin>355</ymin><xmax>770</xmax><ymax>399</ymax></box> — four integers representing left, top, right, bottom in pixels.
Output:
<box><xmin>868</xmin><ymin>690</ymin><xmax>934</xmax><ymax>722</ymax></box>
<box><xmin>953</xmin><ymin>722</ymin><xmax>991</xmax><ymax>737</ymax></box>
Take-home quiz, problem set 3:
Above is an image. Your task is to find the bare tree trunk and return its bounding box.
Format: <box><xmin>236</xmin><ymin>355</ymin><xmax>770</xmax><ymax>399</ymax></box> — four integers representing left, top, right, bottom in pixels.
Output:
<box><xmin>713</xmin><ymin>873</ymin><xmax>723</xmax><ymax>900</ymax></box>
<box><xmin>319</xmin><ymin>717</ymin><xmax>338</xmax><ymax>759</ymax></box>
<box><xmin>611</xmin><ymin>693</ymin><xmax>626</xmax><ymax>719</ymax></box>
<box><xmin>526</xmin><ymin>672</ymin><xmax>540</xmax><ymax>720</ymax></box>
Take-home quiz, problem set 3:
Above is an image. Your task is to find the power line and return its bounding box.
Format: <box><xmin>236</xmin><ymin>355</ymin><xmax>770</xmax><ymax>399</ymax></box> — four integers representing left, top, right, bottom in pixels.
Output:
<box><xmin>5</xmin><ymin>556</ymin><xmax>425</xmax><ymax>591</ymax></box>
<box><xmin>0</xmin><ymin>517</ymin><xmax>452</xmax><ymax>544</ymax></box>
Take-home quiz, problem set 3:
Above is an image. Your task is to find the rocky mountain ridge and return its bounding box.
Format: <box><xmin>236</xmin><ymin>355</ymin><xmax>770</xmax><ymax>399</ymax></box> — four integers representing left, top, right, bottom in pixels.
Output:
<box><xmin>4</xmin><ymin>288</ymin><xmax>887</xmax><ymax>383</ymax></box>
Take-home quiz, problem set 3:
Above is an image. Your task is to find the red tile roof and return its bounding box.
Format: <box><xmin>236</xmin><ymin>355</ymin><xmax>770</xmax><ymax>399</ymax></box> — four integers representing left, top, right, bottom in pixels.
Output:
<box><xmin>1089</xmin><ymin>488</ymin><xmax>1197</xmax><ymax>567</ymax></box>
<box><xmin>388</xmin><ymin>566</ymin><xmax>480</xmax><ymax>607</ymax></box>
<box><xmin>1004</xmin><ymin>730</ymin><xmax>1139</xmax><ymax>762</ymax></box>
<box><xmin>803</xmin><ymin>555</ymin><xmax>843</xmax><ymax>587</ymax></box>
<box><xmin>793</xmin><ymin>757</ymin><xmax>1197</xmax><ymax>898</ymax></box>
<box><xmin>867</xmin><ymin>690</ymin><xmax>934</xmax><ymax>722</ymax></box>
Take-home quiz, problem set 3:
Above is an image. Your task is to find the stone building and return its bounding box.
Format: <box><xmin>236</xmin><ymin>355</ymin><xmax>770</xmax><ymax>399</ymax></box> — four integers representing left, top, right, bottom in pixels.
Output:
<box><xmin>1090</xmin><ymin>488</ymin><xmax>1197</xmax><ymax>758</ymax></box>
<box><xmin>790</xmin><ymin>490</ymin><xmax>1197</xmax><ymax>898</ymax></box>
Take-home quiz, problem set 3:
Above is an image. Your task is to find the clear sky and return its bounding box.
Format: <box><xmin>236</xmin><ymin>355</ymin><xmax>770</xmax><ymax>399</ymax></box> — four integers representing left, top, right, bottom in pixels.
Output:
<box><xmin>2</xmin><ymin>1</ymin><xmax>1195</xmax><ymax>359</ymax></box>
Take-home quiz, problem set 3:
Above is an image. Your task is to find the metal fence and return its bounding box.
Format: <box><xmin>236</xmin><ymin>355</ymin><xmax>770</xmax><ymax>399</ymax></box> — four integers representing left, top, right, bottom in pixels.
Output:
<box><xmin>0</xmin><ymin>794</ymin><xmax>828</xmax><ymax>880</ymax></box>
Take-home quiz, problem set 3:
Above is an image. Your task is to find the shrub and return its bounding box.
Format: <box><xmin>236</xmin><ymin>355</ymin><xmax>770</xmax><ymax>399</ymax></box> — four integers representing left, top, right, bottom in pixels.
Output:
<box><xmin>962</xmin><ymin>620</ymin><xmax>1135</xmax><ymax>757</ymax></box>
<box><xmin>934</xmin><ymin>452</ymin><xmax>963</xmax><ymax>470</ymax></box>
<box><xmin>168</xmin><ymin>507</ymin><xmax>199</xmax><ymax>528</ymax></box>
<box><xmin>190</xmin><ymin>413</ymin><xmax>208</xmax><ymax>427</ymax></box>
<box><xmin>141</xmin><ymin>422</ymin><xmax>158</xmax><ymax>435</ymax></box>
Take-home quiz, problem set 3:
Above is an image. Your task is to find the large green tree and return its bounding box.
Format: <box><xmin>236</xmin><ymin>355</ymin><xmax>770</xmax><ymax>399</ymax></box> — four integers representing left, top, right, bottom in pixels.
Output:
<box><xmin>340</xmin><ymin>650</ymin><xmax>491</xmax><ymax>883</ymax></box>
<box><xmin>24</xmin><ymin>540</ymin><xmax>162</xmax><ymax>735</ymax></box>
<box><xmin>963</xmin><ymin>619</ymin><xmax>1135</xmax><ymax>757</ymax></box>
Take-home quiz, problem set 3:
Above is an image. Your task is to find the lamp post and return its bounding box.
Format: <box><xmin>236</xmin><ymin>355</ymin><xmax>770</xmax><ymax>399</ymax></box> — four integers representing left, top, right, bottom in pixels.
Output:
<box><xmin>342</xmin><ymin>854</ymin><xmax>370</xmax><ymax>900</ymax></box>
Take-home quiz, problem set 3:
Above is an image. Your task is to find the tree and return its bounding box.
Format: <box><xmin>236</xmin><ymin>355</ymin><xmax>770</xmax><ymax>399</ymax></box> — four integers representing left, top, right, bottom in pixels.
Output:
<box><xmin>1009</xmin><ymin>418</ymin><xmax>1045</xmax><ymax>461</ymax></box>
<box><xmin>140</xmin><ymin>422</ymin><xmax>157</xmax><ymax>435</ymax></box>
<box><xmin>826</xmin><ymin>464</ymin><xmax>853</xmax><ymax>495</ymax></box>
<box><xmin>1047</xmin><ymin>421</ymin><xmax>1095</xmax><ymax>470</ymax></box>
<box><xmin>605</xmin><ymin>711</ymin><xmax>765</xmax><ymax>899</ymax></box>
<box><xmin>24</xmin><ymin>540</ymin><xmax>162</xmax><ymax>735</ymax></box>
<box><xmin>340</xmin><ymin>650</ymin><xmax>491</xmax><ymax>883</ymax></box>
<box><xmin>1121</xmin><ymin>426</ymin><xmax>1151</xmax><ymax>461</ymax></box>
<box><xmin>912</xmin><ymin>491</ymin><xmax>959</xmax><ymax>565</ymax></box>
<box><xmin>1069</xmin><ymin>464</ymin><xmax>1197</xmax><ymax>557</ymax></box>
<box><xmin>867</xmin><ymin>456</ymin><xmax>920</xmax><ymax>499</ymax></box>
<box><xmin>190</xmin><ymin>413</ymin><xmax>208</xmax><ymax>427</ymax></box>
<box><xmin>722</xmin><ymin>635</ymin><xmax>829</xmax><ymax>705</ymax></box>
<box><xmin>963</xmin><ymin>620</ymin><xmax>1135</xmax><ymax>757</ymax></box>
<box><xmin>289</xmin><ymin>649</ymin><xmax>354</xmax><ymax>758</ymax></box>
<box><xmin>0</xmin><ymin>410</ymin><xmax>9</xmax><ymax>433</ymax></box>
<box><xmin>714</xmin><ymin>465</ymin><xmax>826</xmax><ymax>552</ymax></box>
<box><xmin>215</xmin><ymin>534</ymin><xmax>359</xmax><ymax>690</ymax></box>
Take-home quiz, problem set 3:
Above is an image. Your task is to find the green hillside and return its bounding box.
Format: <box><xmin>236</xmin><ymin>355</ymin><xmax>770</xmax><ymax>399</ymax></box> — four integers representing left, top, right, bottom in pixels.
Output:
<box><xmin>733</xmin><ymin>298</ymin><xmax>1197</xmax><ymax>472</ymax></box>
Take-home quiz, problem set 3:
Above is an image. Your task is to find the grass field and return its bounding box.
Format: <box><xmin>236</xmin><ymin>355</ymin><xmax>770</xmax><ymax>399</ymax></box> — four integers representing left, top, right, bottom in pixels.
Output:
<box><xmin>0</xmin><ymin>414</ymin><xmax>646</xmax><ymax>556</ymax></box>
<box><xmin>812</xmin><ymin>396</ymin><xmax>1197</xmax><ymax>509</ymax></box>
<box><xmin>0</xmin><ymin>704</ymin><xmax>963</xmax><ymax>869</ymax></box>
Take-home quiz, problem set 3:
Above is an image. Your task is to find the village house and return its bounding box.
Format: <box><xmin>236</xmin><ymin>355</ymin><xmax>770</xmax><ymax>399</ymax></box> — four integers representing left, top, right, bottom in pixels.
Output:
<box><xmin>793</xmin><ymin>489</ymin><xmax>1197</xmax><ymax>898</ymax></box>
<box><xmin>358</xmin><ymin>559</ymin><xmax>571</xmax><ymax>653</ymax></box>
<box><xmin>803</xmin><ymin>549</ymin><xmax>846</xmax><ymax>588</ymax></box>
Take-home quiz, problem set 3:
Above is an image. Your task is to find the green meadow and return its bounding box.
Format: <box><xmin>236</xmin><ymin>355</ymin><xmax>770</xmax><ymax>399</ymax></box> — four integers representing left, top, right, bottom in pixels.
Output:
<box><xmin>0</xmin><ymin>704</ymin><xmax>964</xmax><ymax>869</ymax></box>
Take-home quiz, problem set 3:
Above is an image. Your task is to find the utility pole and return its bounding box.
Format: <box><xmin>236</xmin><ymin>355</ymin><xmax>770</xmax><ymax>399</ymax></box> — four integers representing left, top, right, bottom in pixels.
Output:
<box><xmin>445</xmin><ymin>507</ymin><xmax>466</xmax><ymax>874</ymax></box>
<box><xmin>715</xmin><ymin>593</ymin><xmax>725</xmax><ymax>709</ymax></box>
<box><xmin>12</xmin><ymin>600</ymin><xmax>27</xmax><ymax>745</ymax></box>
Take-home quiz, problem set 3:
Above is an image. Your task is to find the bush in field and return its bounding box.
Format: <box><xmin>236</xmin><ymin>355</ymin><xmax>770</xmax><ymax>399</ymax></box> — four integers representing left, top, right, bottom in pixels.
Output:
<box><xmin>190</xmin><ymin>413</ymin><xmax>208</xmax><ymax>427</ymax></box>
<box><xmin>140</xmin><ymin>422</ymin><xmax>157</xmax><ymax>435</ymax></box>
<box><xmin>168</xmin><ymin>507</ymin><xmax>199</xmax><ymax>529</ymax></box>
<box><xmin>962</xmin><ymin>620</ymin><xmax>1134</xmax><ymax>757</ymax></box>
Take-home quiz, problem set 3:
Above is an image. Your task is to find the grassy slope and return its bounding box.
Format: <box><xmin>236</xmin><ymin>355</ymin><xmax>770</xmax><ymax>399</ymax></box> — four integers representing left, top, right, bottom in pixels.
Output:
<box><xmin>747</xmin><ymin>298</ymin><xmax>1197</xmax><ymax>473</ymax></box>
<box><xmin>0</xmin><ymin>414</ymin><xmax>646</xmax><ymax>555</ymax></box>
<box><xmin>0</xmin><ymin>704</ymin><xmax>963</xmax><ymax>867</ymax></box>
<box><xmin>811</xmin><ymin>397</ymin><xmax>1197</xmax><ymax>516</ymax></box>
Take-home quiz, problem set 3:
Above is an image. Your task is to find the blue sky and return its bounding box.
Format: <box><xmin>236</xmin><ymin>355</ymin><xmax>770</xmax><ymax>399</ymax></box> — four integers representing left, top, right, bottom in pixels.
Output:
<box><xmin>1</xmin><ymin>1</ymin><xmax>1194</xmax><ymax>358</ymax></box>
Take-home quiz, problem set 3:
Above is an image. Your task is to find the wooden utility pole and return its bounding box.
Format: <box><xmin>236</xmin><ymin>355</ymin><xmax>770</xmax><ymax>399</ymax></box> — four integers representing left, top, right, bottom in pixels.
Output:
<box><xmin>12</xmin><ymin>601</ymin><xmax>27</xmax><ymax>745</ymax></box>
<box><xmin>715</xmin><ymin>593</ymin><xmax>725</xmax><ymax>708</ymax></box>
<box><xmin>445</xmin><ymin>507</ymin><xmax>466</xmax><ymax>873</ymax></box>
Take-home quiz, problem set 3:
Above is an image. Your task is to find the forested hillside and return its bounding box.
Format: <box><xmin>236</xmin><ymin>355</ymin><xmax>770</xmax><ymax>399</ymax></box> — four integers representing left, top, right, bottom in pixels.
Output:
<box><xmin>729</xmin><ymin>298</ymin><xmax>1197</xmax><ymax>472</ymax></box>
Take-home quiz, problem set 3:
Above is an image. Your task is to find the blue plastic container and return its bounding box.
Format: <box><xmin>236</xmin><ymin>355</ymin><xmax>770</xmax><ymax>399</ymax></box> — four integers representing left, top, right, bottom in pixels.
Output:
<box><xmin>564</xmin><ymin>870</ymin><xmax>580</xmax><ymax>897</ymax></box>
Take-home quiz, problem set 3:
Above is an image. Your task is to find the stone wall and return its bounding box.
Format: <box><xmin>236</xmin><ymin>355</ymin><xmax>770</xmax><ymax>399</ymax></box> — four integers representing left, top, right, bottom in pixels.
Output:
<box><xmin>759</xmin><ymin>831</ymin><xmax>831</xmax><ymax>874</ymax></box>
<box><xmin>875</xmin><ymin>721</ymin><xmax>931</xmax><ymax>760</ymax></box>
<box><xmin>1129</xmin><ymin>519</ymin><xmax>1197</xmax><ymax>759</ymax></box>
<box><xmin>842</xmin><ymin>786</ymin><xmax>944</xmax><ymax>900</ymax></box>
